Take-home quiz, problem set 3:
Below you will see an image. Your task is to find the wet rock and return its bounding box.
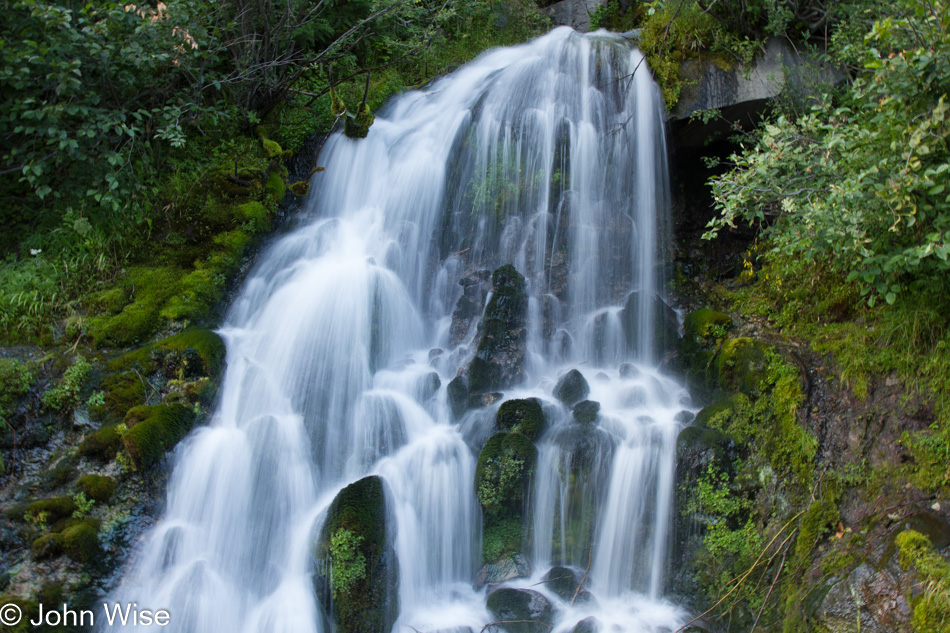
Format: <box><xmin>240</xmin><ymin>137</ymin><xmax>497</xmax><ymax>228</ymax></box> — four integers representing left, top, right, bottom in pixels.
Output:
<box><xmin>541</xmin><ymin>566</ymin><xmax>579</xmax><ymax>601</ymax></box>
<box><xmin>486</xmin><ymin>588</ymin><xmax>554</xmax><ymax>633</ymax></box>
<box><xmin>554</xmin><ymin>369</ymin><xmax>589</xmax><ymax>406</ymax></box>
<box><xmin>618</xmin><ymin>363</ymin><xmax>639</xmax><ymax>378</ymax></box>
<box><xmin>816</xmin><ymin>560</ymin><xmax>913</xmax><ymax>633</ymax></box>
<box><xmin>571</xmin><ymin>617</ymin><xmax>600</xmax><ymax>633</ymax></box>
<box><xmin>428</xmin><ymin>348</ymin><xmax>444</xmax><ymax>362</ymax></box>
<box><xmin>496</xmin><ymin>398</ymin><xmax>546</xmax><ymax>441</ymax></box>
<box><xmin>313</xmin><ymin>475</ymin><xmax>398</xmax><ymax>633</ymax></box>
<box><xmin>419</xmin><ymin>372</ymin><xmax>442</xmax><ymax>401</ymax></box>
<box><xmin>620</xmin><ymin>291</ymin><xmax>679</xmax><ymax>359</ymax></box>
<box><xmin>572</xmin><ymin>400</ymin><xmax>600</xmax><ymax>425</ymax></box>
<box><xmin>450</xmin><ymin>270</ymin><xmax>491</xmax><ymax>346</ymax></box>
<box><xmin>121</xmin><ymin>404</ymin><xmax>196</xmax><ymax>470</ymax></box>
<box><xmin>475</xmin><ymin>553</ymin><xmax>531</xmax><ymax>589</ymax></box>
<box><xmin>451</xmin><ymin>265</ymin><xmax>529</xmax><ymax>417</ymax></box>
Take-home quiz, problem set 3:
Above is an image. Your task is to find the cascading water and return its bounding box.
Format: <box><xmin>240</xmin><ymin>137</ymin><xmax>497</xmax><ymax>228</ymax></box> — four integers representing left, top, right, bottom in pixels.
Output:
<box><xmin>105</xmin><ymin>26</ymin><xmax>694</xmax><ymax>633</ymax></box>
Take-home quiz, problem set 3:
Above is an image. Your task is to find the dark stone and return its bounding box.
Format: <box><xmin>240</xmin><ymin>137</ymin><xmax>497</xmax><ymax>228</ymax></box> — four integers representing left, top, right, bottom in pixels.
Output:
<box><xmin>450</xmin><ymin>270</ymin><xmax>491</xmax><ymax>346</ymax></box>
<box><xmin>448</xmin><ymin>375</ymin><xmax>469</xmax><ymax>419</ymax></box>
<box><xmin>313</xmin><ymin>475</ymin><xmax>398</xmax><ymax>633</ymax></box>
<box><xmin>496</xmin><ymin>398</ymin><xmax>546</xmax><ymax>440</ymax></box>
<box><xmin>572</xmin><ymin>400</ymin><xmax>600</xmax><ymax>425</ymax></box>
<box><xmin>571</xmin><ymin>617</ymin><xmax>600</xmax><ymax>633</ymax></box>
<box><xmin>419</xmin><ymin>372</ymin><xmax>442</xmax><ymax>401</ymax></box>
<box><xmin>486</xmin><ymin>588</ymin><xmax>554</xmax><ymax>633</ymax></box>
<box><xmin>541</xmin><ymin>566</ymin><xmax>579</xmax><ymax>601</ymax></box>
<box><xmin>554</xmin><ymin>369</ymin><xmax>589</xmax><ymax>406</ymax></box>
<box><xmin>618</xmin><ymin>363</ymin><xmax>639</xmax><ymax>378</ymax></box>
<box><xmin>620</xmin><ymin>291</ymin><xmax>679</xmax><ymax>359</ymax></box>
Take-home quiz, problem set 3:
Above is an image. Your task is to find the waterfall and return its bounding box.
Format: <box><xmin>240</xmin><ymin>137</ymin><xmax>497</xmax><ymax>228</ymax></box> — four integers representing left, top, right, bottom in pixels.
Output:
<box><xmin>104</xmin><ymin>26</ymin><xmax>691</xmax><ymax>633</ymax></box>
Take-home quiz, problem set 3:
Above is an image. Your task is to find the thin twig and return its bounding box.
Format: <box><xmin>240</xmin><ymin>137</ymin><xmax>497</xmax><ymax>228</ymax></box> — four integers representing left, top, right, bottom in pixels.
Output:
<box><xmin>571</xmin><ymin>542</ymin><xmax>594</xmax><ymax>605</ymax></box>
<box><xmin>750</xmin><ymin>542</ymin><xmax>790</xmax><ymax>633</ymax></box>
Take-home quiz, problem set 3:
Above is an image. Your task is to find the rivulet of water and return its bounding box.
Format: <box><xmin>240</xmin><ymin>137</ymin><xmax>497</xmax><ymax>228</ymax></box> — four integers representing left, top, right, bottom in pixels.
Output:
<box><xmin>104</xmin><ymin>26</ymin><xmax>690</xmax><ymax>633</ymax></box>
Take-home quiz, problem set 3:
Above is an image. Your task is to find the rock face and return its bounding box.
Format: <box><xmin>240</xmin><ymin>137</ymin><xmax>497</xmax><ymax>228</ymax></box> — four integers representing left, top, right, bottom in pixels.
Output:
<box><xmin>313</xmin><ymin>476</ymin><xmax>398</xmax><ymax>633</ymax></box>
<box><xmin>486</xmin><ymin>588</ymin><xmax>555</xmax><ymax>633</ymax></box>
<box><xmin>450</xmin><ymin>265</ymin><xmax>529</xmax><ymax>417</ymax></box>
<box><xmin>542</xmin><ymin>0</ymin><xmax>606</xmax><ymax>32</ymax></box>
<box><xmin>451</xmin><ymin>269</ymin><xmax>492</xmax><ymax>346</ymax></box>
<box><xmin>671</xmin><ymin>37</ymin><xmax>847</xmax><ymax>148</ymax></box>
<box><xmin>620</xmin><ymin>291</ymin><xmax>679</xmax><ymax>359</ymax></box>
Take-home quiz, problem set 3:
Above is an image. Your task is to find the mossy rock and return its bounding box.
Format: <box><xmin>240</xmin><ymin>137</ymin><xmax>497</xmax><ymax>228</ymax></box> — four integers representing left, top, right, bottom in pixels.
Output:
<box><xmin>496</xmin><ymin>398</ymin><xmax>546</xmax><ymax>441</ymax></box>
<box><xmin>486</xmin><ymin>588</ymin><xmax>554</xmax><ymax>633</ymax></box>
<box><xmin>60</xmin><ymin>519</ymin><xmax>101</xmax><ymax>563</ymax></box>
<box><xmin>714</xmin><ymin>337</ymin><xmax>770</xmax><ymax>395</ymax></box>
<box><xmin>78</xmin><ymin>424</ymin><xmax>123</xmax><ymax>461</ymax></box>
<box><xmin>86</xmin><ymin>266</ymin><xmax>182</xmax><ymax>348</ymax></box>
<box><xmin>683</xmin><ymin>309</ymin><xmax>733</xmax><ymax>344</ymax></box>
<box><xmin>290</xmin><ymin>180</ymin><xmax>310</xmax><ymax>196</ymax></box>
<box><xmin>90</xmin><ymin>371</ymin><xmax>145</xmax><ymax>424</ymax></box>
<box><xmin>554</xmin><ymin>369</ymin><xmax>589</xmax><ymax>406</ymax></box>
<box><xmin>25</xmin><ymin>497</ymin><xmax>77</xmax><ymax>524</ymax></box>
<box><xmin>476</xmin><ymin>432</ymin><xmax>537</xmax><ymax>517</ymax></box>
<box><xmin>152</xmin><ymin>327</ymin><xmax>226</xmax><ymax>378</ymax></box>
<box><xmin>76</xmin><ymin>474</ymin><xmax>115</xmax><ymax>504</ymax></box>
<box><xmin>447</xmin><ymin>375</ymin><xmax>469</xmax><ymax>419</ymax></box>
<box><xmin>121</xmin><ymin>404</ymin><xmax>196</xmax><ymax>469</ymax></box>
<box><xmin>314</xmin><ymin>475</ymin><xmax>398</xmax><ymax>633</ymax></box>
<box><xmin>0</xmin><ymin>596</ymin><xmax>39</xmax><ymax>633</ymax></box>
<box><xmin>261</xmin><ymin>137</ymin><xmax>283</xmax><ymax>158</ymax></box>
<box><xmin>483</xmin><ymin>515</ymin><xmax>525</xmax><ymax>563</ymax></box>
<box><xmin>572</xmin><ymin>400</ymin><xmax>600</xmax><ymax>425</ymax></box>
<box><xmin>31</xmin><ymin>532</ymin><xmax>63</xmax><ymax>560</ymax></box>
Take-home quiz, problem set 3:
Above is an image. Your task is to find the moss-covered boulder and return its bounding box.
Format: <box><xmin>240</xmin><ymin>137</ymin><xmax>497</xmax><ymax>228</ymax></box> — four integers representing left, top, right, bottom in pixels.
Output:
<box><xmin>486</xmin><ymin>588</ymin><xmax>554</xmax><ymax>633</ymax></box>
<box><xmin>24</xmin><ymin>496</ymin><xmax>77</xmax><ymax>525</ymax></box>
<box><xmin>713</xmin><ymin>337</ymin><xmax>770</xmax><ymax>395</ymax></box>
<box><xmin>121</xmin><ymin>404</ymin><xmax>196</xmax><ymax>469</ymax></box>
<box><xmin>476</xmin><ymin>432</ymin><xmax>537</xmax><ymax>562</ymax></box>
<box><xmin>496</xmin><ymin>398</ymin><xmax>546</xmax><ymax>441</ymax></box>
<box><xmin>78</xmin><ymin>424</ymin><xmax>123</xmax><ymax>461</ymax></box>
<box><xmin>313</xmin><ymin>475</ymin><xmax>398</xmax><ymax>633</ymax></box>
<box><xmin>31</xmin><ymin>518</ymin><xmax>100</xmax><ymax>564</ymax></box>
<box><xmin>450</xmin><ymin>269</ymin><xmax>491</xmax><ymax>346</ymax></box>
<box><xmin>572</xmin><ymin>400</ymin><xmax>600</xmax><ymax>425</ymax></box>
<box><xmin>77</xmin><ymin>474</ymin><xmax>115</xmax><ymax>503</ymax></box>
<box><xmin>620</xmin><ymin>291</ymin><xmax>679</xmax><ymax>358</ymax></box>
<box><xmin>554</xmin><ymin>369</ymin><xmax>589</xmax><ymax>406</ymax></box>
<box><xmin>683</xmin><ymin>309</ymin><xmax>733</xmax><ymax>348</ymax></box>
<box><xmin>474</xmin><ymin>553</ymin><xmax>531</xmax><ymax>590</ymax></box>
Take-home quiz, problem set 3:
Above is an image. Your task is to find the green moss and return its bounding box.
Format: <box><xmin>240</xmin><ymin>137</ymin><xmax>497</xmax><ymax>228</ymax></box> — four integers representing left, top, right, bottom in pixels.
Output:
<box><xmin>290</xmin><ymin>180</ymin><xmax>310</xmax><ymax>196</ymax></box>
<box><xmin>40</xmin><ymin>453</ymin><xmax>79</xmax><ymax>490</ymax></box>
<box><xmin>76</xmin><ymin>474</ymin><xmax>115</xmax><ymax>504</ymax></box>
<box><xmin>25</xmin><ymin>496</ymin><xmax>77</xmax><ymax>524</ymax></box>
<box><xmin>89</xmin><ymin>371</ymin><xmax>145</xmax><ymax>424</ymax></box>
<box><xmin>261</xmin><ymin>138</ymin><xmax>283</xmax><ymax>158</ymax></box>
<box><xmin>151</xmin><ymin>327</ymin><xmax>226</xmax><ymax>377</ymax></box>
<box><xmin>59</xmin><ymin>519</ymin><xmax>101</xmax><ymax>564</ymax></box>
<box><xmin>78</xmin><ymin>424</ymin><xmax>122</xmax><ymax>461</ymax></box>
<box><xmin>714</xmin><ymin>337</ymin><xmax>770</xmax><ymax>395</ymax></box>
<box><xmin>683</xmin><ymin>309</ymin><xmax>733</xmax><ymax>347</ymax></box>
<box><xmin>483</xmin><ymin>515</ymin><xmax>524</xmax><ymax>562</ymax></box>
<box><xmin>896</xmin><ymin>530</ymin><xmax>950</xmax><ymax>632</ymax></box>
<box><xmin>316</xmin><ymin>475</ymin><xmax>397</xmax><ymax>633</ymax></box>
<box><xmin>121</xmin><ymin>404</ymin><xmax>196</xmax><ymax>469</ymax></box>
<box><xmin>86</xmin><ymin>266</ymin><xmax>182</xmax><ymax>348</ymax></box>
<box><xmin>496</xmin><ymin>398</ymin><xmax>546</xmax><ymax>440</ymax></box>
<box><xmin>41</xmin><ymin>355</ymin><xmax>91</xmax><ymax>412</ymax></box>
<box><xmin>237</xmin><ymin>201</ymin><xmax>270</xmax><ymax>232</ymax></box>
<box><xmin>263</xmin><ymin>169</ymin><xmax>287</xmax><ymax>200</ymax></box>
<box><xmin>475</xmin><ymin>432</ymin><xmax>537</xmax><ymax>517</ymax></box>
<box><xmin>0</xmin><ymin>358</ymin><xmax>34</xmax><ymax>429</ymax></box>
<box><xmin>572</xmin><ymin>400</ymin><xmax>600</xmax><ymax>425</ymax></box>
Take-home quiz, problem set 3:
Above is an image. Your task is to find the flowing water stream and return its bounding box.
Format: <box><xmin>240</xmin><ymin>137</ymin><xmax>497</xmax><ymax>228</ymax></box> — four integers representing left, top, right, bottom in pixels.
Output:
<box><xmin>106</xmin><ymin>26</ymin><xmax>693</xmax><ymax>633</ymax></box>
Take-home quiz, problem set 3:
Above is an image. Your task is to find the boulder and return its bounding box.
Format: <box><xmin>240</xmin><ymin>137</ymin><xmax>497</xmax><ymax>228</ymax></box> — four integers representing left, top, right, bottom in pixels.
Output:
<box><xmin>313</xmin><ymin>476</ymin><xmax>398</xmax><ymax>633</ymax></box>
<box><xmin>475</xmin><ymin>553</ymin><xmax>531</xmax><ymax>590</ymax></box>
<box><xmin>620</xmin><ymin>291</ymin><xmax>679</xmax><ymax>360</ymax></box>
<box><xmin>554</xmin><ymin>369</ymin><xmax>589</xmax><ymax>406</ymax></box>
<box><xmin>486</xmin><ymin>588</ymin><xmax>554</xmax><ymax>633</ymax></box>
<box><xmin>572</xmin><ymin>400</ymin><xmax>600</xmax><ymax>425</ymax></box>
<box><xmin>496</xmin><ymin>398</ymin><xmax>546</xmax><ymax>441</ymax></box>
<box><xmin>476</xmin><ymin>433</ymin><xmax>537</xmax><ymax>561</ymax></box>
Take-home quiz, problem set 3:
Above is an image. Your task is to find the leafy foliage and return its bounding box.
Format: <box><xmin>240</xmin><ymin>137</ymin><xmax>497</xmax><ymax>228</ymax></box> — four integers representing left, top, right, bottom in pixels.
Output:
<box><xmin>329</xmin><ymin>527</ymin><xmax>367</xmax><ymax>599</ymax></box>
<box><xmin>707</xmin><ymin>0</ymin><xmax>950</xmax><ymax>305</ymax></box>
<box><xmin>42</xmin><ymin>355</ymin><xmax>92</xmax><ymax>412</ymax></box>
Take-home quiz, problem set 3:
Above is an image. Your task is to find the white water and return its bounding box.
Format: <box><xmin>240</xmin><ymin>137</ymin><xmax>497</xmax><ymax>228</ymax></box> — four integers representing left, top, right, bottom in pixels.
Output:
<box><xmin>105</xmin><ymin>27</ymin><xmax>692</xmax><ymax>633</ymax></box>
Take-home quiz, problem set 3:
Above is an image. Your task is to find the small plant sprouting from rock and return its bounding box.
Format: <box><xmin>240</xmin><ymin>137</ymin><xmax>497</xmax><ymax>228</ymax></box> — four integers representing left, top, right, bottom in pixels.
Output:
<box><xmin>24</xmin><ymin>509</ymin><xmax>50</xmax><ymax>532</ymax></box>
<box><xmin>72</xmin><ymin>492</ymin><xmax>95</xmax><ymax>519</ymax></box>
<box><xmin>329</xmin><ymin>527</ymin><xmax>366</xmax><ymax>599</ymax></box>
<box><xmin>477</xmin><ymin>454</ymin><xmax>526</xmax><ymax>515</ymax></box>
<box><xmin>42</xmin><ymin>355</ymin><xmax>92</xmax><ymax>412</ymax></box>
